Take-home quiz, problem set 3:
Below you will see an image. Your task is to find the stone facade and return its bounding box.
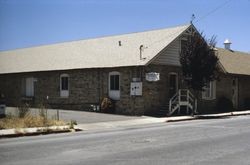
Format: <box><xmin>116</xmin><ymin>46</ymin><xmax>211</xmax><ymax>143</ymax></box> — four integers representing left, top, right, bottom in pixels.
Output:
<box><xmin>1</xmin><ymin>65</ymin><xmax>250</xmax><ymax>115</ymax></box>
<box><xmin>0</xmin><ymin>65</ymin><xmax>182</xmax><ymax>115</ymax></box>
<box><xmin>199</xmin><ymin>75</ymin><xmax>233</xmax><ymax>113</ymax></box>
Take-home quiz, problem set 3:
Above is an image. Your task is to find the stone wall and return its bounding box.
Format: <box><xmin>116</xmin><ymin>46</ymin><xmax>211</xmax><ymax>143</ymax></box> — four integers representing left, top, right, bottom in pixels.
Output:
<box><xmin>0</xmin><ymin>65</ymin><xmax>182</xmax><ymax>115</ymax></box>
<box><xmin>199</xmin><ymin>74</ymin><xmax>250</xmax><ymax>113</ymax></box>
<box><xmin>115</xmin><ymin>64</ymin><xmax>183</xmax><ymax>115</ymax></box>
<box><xmin>199</xmin><ymin>75</ymin><xmax>233</xmax><ymax>114</ymax></box>
<box><xmin>0</xmin><ymin>69</ymin><xmax>104</xmax><ymax>110</ymax></box>
<box><xmin>1</xmin><ymin>66</ymin><xmax>249</xmax><ymax>115</ymax></box>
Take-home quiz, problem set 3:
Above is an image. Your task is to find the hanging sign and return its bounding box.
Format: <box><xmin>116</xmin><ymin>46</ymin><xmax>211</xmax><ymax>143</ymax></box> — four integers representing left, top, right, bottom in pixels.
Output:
<box><xmin>146</xmin><ymin>72</ymin><xmax>160</xmax><ymax>82</ymax></box>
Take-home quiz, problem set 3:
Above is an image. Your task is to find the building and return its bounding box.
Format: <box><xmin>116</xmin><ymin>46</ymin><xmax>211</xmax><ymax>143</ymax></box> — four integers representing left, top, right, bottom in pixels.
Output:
<box><xmin>0</xmin><ymin>24</ymin><xmax>250</xmax><ymax>116</ymax></box>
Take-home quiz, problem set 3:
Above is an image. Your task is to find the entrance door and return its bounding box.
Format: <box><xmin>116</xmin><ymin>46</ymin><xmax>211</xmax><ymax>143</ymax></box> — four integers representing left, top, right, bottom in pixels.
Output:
<box><xmin>169</xmin><ymin>73</ymin><xmax>178</xmax><ymax>98</ymax></box>
<box><xmin>232</xmin><ymin>78</ymin><xmax>238</xmax><ymax>108</ymax></box>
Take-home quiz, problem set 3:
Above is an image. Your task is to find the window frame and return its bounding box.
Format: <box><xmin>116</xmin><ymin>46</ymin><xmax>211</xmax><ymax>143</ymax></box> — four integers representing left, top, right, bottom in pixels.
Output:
<box><xmin>60</xmin><ymin>74</ymin><xmax>69</xmax><ymax>98</ymax></box>
<box><xmin>22</xmin><ymin>77</ymin><xmax>35</xmax><ymax>97</ymax></box>
<box><xmin>109</xmin><ymin>72</ymin><xmax>120</xmax><ymax>91</ymax></box>
<box><xmin>108</xmin><ymin>71</ymin><xmax>121</xmax><ymax>100</ymax></box>
<box><xmin>202</xmin><ymin>81</ymin><xmax>216</xmax><ymax>100</ymax></box>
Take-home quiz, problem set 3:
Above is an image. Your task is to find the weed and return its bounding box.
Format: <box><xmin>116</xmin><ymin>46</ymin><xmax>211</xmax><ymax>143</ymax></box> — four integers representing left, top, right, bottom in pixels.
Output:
<box><xmin>18</xmin><ymin>103</ymin><xmax>30</xmax><ymax>118</ymax></box>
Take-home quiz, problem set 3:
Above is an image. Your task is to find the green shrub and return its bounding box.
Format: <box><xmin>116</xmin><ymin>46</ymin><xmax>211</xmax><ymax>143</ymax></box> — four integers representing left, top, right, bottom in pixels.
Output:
<box><xmin>216</xmin><ymin>97</ymin><xmax>233</xmax><ymax>113</ymax></box>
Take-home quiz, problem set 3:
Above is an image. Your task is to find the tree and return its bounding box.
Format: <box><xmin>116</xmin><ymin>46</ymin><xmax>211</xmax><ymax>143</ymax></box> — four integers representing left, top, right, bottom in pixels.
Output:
<box><xmin>180</xmin><ymin>32</ymin><xmax>219</xmax><ymax>91</ymax></box>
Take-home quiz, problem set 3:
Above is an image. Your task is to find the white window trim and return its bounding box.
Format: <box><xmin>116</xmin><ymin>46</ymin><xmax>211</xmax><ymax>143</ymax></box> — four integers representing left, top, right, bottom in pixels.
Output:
<box><xmin>25</xmin><ymin>77</ymin><xmax>35</xmax><ymax>97</ymax></box>
<box><xmin>202</xmin><ymin>81</ymin><xmax>216</xmax><ymax>100</ymax></box>
<box><xmin>60</xmin><ymin>74</ymin><xmax>69</xmax><ymax>98</ymax></box>
<box><xmin>109</xmin><ymin>71</ymin><xmax>120</xmax><ymax>91</ymax></box>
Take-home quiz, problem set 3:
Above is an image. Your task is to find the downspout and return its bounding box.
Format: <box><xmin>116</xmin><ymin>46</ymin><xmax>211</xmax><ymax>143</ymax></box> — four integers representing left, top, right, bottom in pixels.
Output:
<box><xmin>237</xmin><ymin>76</ymin><xmax>239</xmax><ymax>110</ymax></box>
<box><xmin>98</xmin><ymin>69</ymin><xmax>101</xmax><ymax>110</ymax></box>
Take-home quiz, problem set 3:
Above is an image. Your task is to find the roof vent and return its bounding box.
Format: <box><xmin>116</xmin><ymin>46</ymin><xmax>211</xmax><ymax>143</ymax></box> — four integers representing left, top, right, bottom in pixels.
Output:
<box><xmin>224</xmin><ymin>39</ymin><xmax>231</xmax><ymax>50</ymax></box>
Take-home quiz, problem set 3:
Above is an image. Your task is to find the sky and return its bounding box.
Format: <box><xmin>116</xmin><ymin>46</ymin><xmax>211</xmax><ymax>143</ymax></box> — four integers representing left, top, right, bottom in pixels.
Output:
<box><xmin>0</xmin><ymin>0</ymin><xmax>250</xmax><ymax>52</ymax></box>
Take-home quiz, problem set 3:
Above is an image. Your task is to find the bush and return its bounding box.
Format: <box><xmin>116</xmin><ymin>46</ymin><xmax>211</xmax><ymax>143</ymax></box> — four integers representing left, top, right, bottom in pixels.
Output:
<box><xmin>216</xmin><ymin>97</ymin><xmax>233</xmax><ymax>113</ymax></box>
<box><xmin>18</xmin><ymin>103</ymin><xmax>30</xmax><ymax>118</ymax></box>
<box><xmin>0</xmin><ymin>115</ymin><xmax>66</xmax><ymax>129</ymax></box>
<box><xmin>101</xmin><ymin>97</ymin><xmax>115</xmax><ymax>113</ymax></box>
<box><xmin>38</xmin><ymin>103</ymin><xmax>47</xmax><ymax>118</ymax></box>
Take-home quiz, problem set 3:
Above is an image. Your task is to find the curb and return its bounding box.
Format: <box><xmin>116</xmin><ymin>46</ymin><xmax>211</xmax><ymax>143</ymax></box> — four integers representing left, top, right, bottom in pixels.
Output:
<box><xmin>0</xmin><ymin>125</ymin><xmax>74</xmax><ymax>138</ymax></box>
<box><xmin>195</xmin><ymin>110</ymin><xmax>250</xmax><ymax>119</ymax></box>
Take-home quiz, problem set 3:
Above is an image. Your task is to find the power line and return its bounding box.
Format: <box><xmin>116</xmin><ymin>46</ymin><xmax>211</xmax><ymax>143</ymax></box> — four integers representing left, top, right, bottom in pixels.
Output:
<box><xmin>195</xmin><ymin>0</ymin><xmax>233</xmax><ymax>23</ymax></box>
<box><xmin>144</xmin><ymin>0</ymin><xmax>233</xmax><ymax>48</ymax></box>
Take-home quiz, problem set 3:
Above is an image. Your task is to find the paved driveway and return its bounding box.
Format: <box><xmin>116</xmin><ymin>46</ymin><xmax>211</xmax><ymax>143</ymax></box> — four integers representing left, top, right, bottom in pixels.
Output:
<box><xmin>5</xmin><ymin>107</ymin><xmax>143</xmax><ymax>124</ymax></box>
<box><xmin>56</xmin><ymin>109</ymin><xmax>144</xmax><ymax>124</ymax></box>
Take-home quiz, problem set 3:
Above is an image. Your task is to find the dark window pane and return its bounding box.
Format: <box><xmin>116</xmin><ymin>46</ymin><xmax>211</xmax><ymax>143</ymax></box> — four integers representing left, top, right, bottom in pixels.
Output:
<box><xmin>110</xmin><ymin>75</ymin><xmax>115</xmax><ymax>90</ymax></box>
<box><xmin>114</xmin><ymin>75</ymin><xmax>119</xmax><ymax>90</ymax></box>
<box><xmin>110</xmin><ymin>75</ymin><xmax>119</xmax><ymax>90</ymax></box>
<box><xmin>61</xmin><ymin>77</ymin><xmax>68</xmax><ymax>90</ymax></box>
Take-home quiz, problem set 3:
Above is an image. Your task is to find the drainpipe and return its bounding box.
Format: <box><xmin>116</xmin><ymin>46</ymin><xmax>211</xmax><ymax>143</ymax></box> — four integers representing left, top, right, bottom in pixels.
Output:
<box><xmin>98</xmin><ymin>69</ymin><xmax>101</xmax><ymax>111</ymax></box>
<box><xmin>237</xmin><ymin>77</ymin><xmax>239</xmax><ymax>110</ymax></box>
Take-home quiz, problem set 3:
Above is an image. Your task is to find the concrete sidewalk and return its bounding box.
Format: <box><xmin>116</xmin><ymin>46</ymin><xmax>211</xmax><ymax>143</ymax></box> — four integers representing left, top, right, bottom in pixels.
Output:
<box><xmin>75</xmin><ymin>116</ymin><xmax>193</xmax><ymax>131</ymax></box>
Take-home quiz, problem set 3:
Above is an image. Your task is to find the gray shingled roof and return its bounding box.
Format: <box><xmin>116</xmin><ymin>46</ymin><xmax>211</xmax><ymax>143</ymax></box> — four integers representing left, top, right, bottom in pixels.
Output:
<box><xmin>217</xmin><ymin>48</ymin><xmax>250</xmax><ymax>76</ymax></box>
<box><xmin>0</xmin><ymin>24</ymin><xmax>191</xmax><ymax>74</ymax></box>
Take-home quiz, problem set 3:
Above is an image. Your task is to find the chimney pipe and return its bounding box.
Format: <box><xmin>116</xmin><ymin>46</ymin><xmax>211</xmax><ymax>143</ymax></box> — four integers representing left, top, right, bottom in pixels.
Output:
<box><xmin>224</xmin><ymin>39</ymin><xmax>231</xmax><ymax>50</ymax></box>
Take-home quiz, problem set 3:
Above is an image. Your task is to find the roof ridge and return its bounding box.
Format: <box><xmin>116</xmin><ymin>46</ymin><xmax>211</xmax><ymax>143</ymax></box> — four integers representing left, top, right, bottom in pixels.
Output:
<box><xmin>216</xmin><ymin>47</ymin><xmax>250</xmax><ymax>55</ymax></box>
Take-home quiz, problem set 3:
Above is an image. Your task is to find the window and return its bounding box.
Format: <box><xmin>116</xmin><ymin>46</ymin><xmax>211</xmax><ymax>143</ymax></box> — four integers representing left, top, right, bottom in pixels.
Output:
<box><xmin>110</xmin><ymin>75</ymin><xmax>120</xmax><ymax>90</ymax></box>
<box><xmin>60</xmin><ymin>74</ymin><xmax>69</xmax><ymax>97</ymax></box>
<box><xmin>202</xmin><ymin>81</ymin><xmax>216</xmax><ymax>100</ymax></box>
<box><xmin>109</xmin><ymin>72</ymin><xmax>120</xmax><ymax>100</ymax></box>
<box><xmin>22</xmin><ymin>77</ymin><xmax>34</xmax><ymax>97</ymax></box>
<box><xmin>61</xmin><ymin>77</ymin><xmax>69</xmax><ymax>90</ymax></box>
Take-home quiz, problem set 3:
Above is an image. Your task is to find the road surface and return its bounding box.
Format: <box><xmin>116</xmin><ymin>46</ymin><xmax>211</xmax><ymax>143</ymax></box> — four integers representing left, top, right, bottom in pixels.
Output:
<box><xmin>1</xmin><ymin>116</ymin><xmax>250</xmax><ymax>165</ymax></box>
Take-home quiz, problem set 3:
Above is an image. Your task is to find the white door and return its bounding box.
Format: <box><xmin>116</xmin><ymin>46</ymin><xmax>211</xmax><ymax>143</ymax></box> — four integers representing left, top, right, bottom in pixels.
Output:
<box><xmin>109</xmin><ymin>72</ymin><xmax>120</xmax><ymax>100</ymax></box>
<box><xmin>232</xmin><ymin>78</ymin><xmax>238</xmax><ymax>108</ymax></box>
<box><xmin>26</xmin><ymin>77</ymin><xmax>34</xmax><ymax>97</ymax></box>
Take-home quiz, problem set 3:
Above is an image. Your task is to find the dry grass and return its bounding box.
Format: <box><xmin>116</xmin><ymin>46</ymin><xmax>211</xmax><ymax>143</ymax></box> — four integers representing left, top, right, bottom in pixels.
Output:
<box><xmin>0</xmin><ymin>114</ymin><xmax>66</xmax><ymax>129</ymax></box>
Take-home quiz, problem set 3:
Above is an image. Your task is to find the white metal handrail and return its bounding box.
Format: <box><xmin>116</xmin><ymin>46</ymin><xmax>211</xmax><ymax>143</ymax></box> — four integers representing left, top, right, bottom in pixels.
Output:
<box><xmin>168</xmin><ymin>89</ymin><xmax>197</xmax><ymax>116</ymax></box>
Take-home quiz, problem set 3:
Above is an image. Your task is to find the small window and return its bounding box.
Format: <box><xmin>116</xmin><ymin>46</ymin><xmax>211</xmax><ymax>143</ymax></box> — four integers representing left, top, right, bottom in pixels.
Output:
<box><xmin>109</xmin><ymin>71</ymin><xmax>121</xmax><ymax>100</ymax></box>
<box><xmin>61</xmin><ymin>77</ymin><xmax>69</xmax><ymax>90</ymax></box>
<box><xmin>110</xmin><ymin>75</ymin><xmax>120</xmax><ymax>90</ymax></box>
<box><xmin>60</xmin><ymin>74</ymin><xmax>69</xmax><ymax>97</ymax></box>
<box><xmin>22</xmin><ymin>77</ymin><xmax>34</xmax><ymax>97</ymax></box>
<box><xmin>202</xmin><ymin>81</ymin><xmax>216</xmax><ymax>100</ymax></box>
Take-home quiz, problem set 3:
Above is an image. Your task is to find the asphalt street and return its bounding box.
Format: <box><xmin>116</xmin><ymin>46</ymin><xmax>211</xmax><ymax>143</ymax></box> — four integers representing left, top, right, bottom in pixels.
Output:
<box><xmin>1</xmin><ymin>116</ymin><xmax>250</xmax><ymax>165</ymax></box>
